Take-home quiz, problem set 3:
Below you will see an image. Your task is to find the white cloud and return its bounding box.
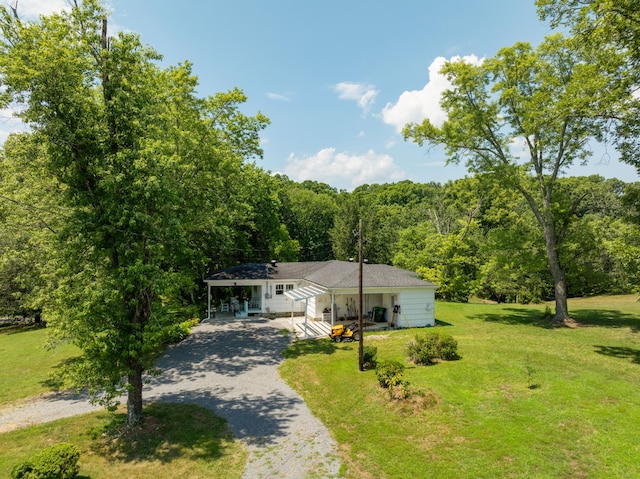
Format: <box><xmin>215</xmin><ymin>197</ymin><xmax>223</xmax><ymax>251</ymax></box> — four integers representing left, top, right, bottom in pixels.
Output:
<box><xmin>266</xmin><ymin>92</ymin><xmax>292</xmax><ymax>101</ymax></box>
<box><xmin>382</xmin><ymin>54</ymin><xmax>483</xmax><ymax>132</ymax></box>
<box><xmin>284</xmin><ymin>147</ymin><xmax>405</xmax><ymax>189</ymax></box>
<box><xmin>334</xmin><ymin>82</ymin><xmax>379</xmax><ymax>113</ymax></box>
<box><xmin>10</xmin><ymin>0</ymin><xmax>69</xmax><ymax>18</ymax></box>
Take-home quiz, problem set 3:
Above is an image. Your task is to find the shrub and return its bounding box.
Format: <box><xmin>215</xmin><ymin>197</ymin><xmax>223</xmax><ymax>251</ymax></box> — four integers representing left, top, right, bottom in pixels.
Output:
<box><xmin>438</xmin><ymin>334</ymin><xmax>459</xmax><ymax>360</ymax></box>
<box><xmin>406</xmin><ymin>332</ymin><xmax>459</xmax><ymax>365</ymax></box>
<box><xmin>363</xmin><ymin>345</ymin><xmax>377</xmax><ymax>369</ymax></box>
<box><xmin>406</xmin><ymin>335</ymin><xmax>438</xmax><ymax>365</ymax></box>
<box><xmin>162</xmin><ymin>318</ymin><xmax>200</xmax><ymax>345</ymax></box>
<box><xmin>11</xmin><ymin>443</ymin><xmax>80</xmax><ymax>479</ymax></box>
<box><xmin>375</xmin><ymin>360</ymin><xmax>405</xmax><ymax>389</ymax></box>
<box><xmin>376</xmin><ymin>360</ymin><xmax>409</xmax><ymax>399</ymax></box>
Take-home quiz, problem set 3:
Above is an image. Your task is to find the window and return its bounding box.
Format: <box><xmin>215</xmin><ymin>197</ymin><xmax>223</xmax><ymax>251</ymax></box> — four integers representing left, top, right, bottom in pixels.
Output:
<box><xmin>276</xmin><ymin>284</ymin><xmax>295</xmax><ymax>295</ymax></box>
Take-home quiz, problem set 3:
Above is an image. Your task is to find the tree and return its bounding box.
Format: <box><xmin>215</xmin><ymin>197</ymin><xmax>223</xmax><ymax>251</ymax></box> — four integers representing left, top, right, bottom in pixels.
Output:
<box><xmin>273</xmin><ymin>177</ymin><xmax>337</xmax><ymax>261</ymax></box>
<box><xmin>393</xmin><ymin>178</ymin><xmax>484</xmax><ymax>302</ymax></box>
<box><xmin>0</xmin><ymin>0</ymin><xmax>267</xmax><ymax>426</ymax></box>
<box><xmin>404</xmin><ymin>35</ymin><xmax>629</xmax><ymax>322</ymax></box>
<box><xmin>537</xmin><ymin>0</ymin><xmax>640</xmax><ymax>168</ymax></box>
<box><xmin>0</xmin><ymin>132</ymin><xmax>62</xmax><ymax>318</ymax></box>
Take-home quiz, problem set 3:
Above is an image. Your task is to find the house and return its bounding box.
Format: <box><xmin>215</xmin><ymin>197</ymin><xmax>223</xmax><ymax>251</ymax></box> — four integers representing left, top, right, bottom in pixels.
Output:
<box><xmin>204</xmin><ymin>260</ymin><xmax>438</xmax><ymax>328</ymax></box>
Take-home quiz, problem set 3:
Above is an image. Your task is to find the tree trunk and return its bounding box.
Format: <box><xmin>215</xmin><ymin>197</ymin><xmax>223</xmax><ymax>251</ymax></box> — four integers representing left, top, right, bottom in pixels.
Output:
<box><xmin>126</xmin><ymin>363</ymin><xmax>144</xmax><ymax>427</ymax></box>
<box><xmin>542</xmin><ymin>224</ymin><xmax>571</xmax><ymax>323</ymax></box>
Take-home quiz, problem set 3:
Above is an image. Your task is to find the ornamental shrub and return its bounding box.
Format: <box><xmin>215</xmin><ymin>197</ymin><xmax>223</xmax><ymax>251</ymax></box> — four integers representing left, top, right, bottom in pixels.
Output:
<box><xmin>375</xmin><ymin>360</ymin><xmax>405</xmax><ymax>389</ymax></box>
<box><xmin>11</xmin><ymin>442</ymin><xmax>80</xmax><ymax>479</ymax></box>
<box><xmin>438</xmin><ymin>333</ymin><xmax>459</xmax><ymax>360</ymax></box>
<box><xmin>406</xmin><ymin>332</ymin><xmax>459</xmax><ymax>365</ymax></box>
<box><xmin>375</xmin><ymin>360</ymin><xmax>409</xmax><ymax>399</ymax></box>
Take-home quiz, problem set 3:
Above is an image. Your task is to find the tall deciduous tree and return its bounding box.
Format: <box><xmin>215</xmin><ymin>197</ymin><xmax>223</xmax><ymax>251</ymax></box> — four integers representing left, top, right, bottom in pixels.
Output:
<box><xmin>0</xmin><ymin>0</ymin><xmax>267</xmax><ymax>425</ymax></box>
<box><xmin>537</xmin><ymin>0</ymin><xmax>640</xmax><ymax>168</ymax></box>
<box><xmin>404</xmin><ymin>35</ymin><xmax>629</xmax><ymax>322</ymax></box>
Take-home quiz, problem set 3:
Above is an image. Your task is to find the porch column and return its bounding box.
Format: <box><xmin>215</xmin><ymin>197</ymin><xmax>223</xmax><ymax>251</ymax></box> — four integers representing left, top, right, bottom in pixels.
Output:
<box><xmin>331</xmin><ymin>290</ymin><xmax>335</xmax><ymax>326</ymax></box>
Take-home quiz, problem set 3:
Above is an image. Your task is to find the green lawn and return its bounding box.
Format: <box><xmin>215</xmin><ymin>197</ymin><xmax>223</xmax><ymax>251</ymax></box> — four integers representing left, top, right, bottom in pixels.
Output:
<box><xmin>0</xmin><ymin>324</ymin><xmax>79</xmax><ymax>406</ymax></box>
<box><xmin>0</xmin><ymin>403</ymin><xmax>245</xmax><ymax>479</ymax></box>
<box><xmin>279</xmin><ymin>295</ymin><xmax>640</xmax><ymax>479</ymax></box>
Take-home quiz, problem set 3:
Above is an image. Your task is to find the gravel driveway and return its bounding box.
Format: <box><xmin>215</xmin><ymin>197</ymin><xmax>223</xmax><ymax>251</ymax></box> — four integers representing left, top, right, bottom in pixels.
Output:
<box><xmin>0</xmin><ymin>318</ymin><xmax>341</xmax><ymax>479</ymax></box>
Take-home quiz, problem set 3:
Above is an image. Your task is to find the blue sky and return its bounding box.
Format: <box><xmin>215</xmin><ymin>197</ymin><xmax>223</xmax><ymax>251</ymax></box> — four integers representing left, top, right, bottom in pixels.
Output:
<box><xmin>4</xmin><ymin>0</ymin><xmax>639</xmax><ymax>190</ymax></box>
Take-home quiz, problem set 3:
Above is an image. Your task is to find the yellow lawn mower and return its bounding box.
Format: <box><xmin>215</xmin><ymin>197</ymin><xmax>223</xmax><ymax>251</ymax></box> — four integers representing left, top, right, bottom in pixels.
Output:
<box><xmin>329</xmin><ymin>321</ymin><xmax>360</xmax><ymax>342</ymax></box>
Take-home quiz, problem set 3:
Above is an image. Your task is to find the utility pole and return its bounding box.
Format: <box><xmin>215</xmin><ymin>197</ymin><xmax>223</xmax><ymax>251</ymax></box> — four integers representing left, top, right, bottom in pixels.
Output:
<box><xmin>358</xmin><ymin>218</ymin><xmax>364</xmax><ymax>371</ymax></box>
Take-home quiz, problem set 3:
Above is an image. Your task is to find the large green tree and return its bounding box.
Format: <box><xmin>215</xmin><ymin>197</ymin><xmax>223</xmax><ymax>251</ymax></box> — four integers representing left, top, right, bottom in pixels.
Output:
<box><xmin>537</xmin><ymin>0</ymin><xmax>640</xmax><ymax>167</ymax></box>
<box><xmin>0</xmin><ymin>0</ymin><xmax>267</xmax><ymax>425</ymax></box>
<box><xmin>404</xmin><ymin>35</ymin><xmax>629</xmax><ymax>322</ymax></box>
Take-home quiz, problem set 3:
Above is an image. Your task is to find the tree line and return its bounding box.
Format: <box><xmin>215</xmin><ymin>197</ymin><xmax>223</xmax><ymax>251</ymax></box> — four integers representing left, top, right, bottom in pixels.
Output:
<box><xmin>0</xmin><ymin>0</ymin><xmax>638</xmax><ymax>426</ymax></box>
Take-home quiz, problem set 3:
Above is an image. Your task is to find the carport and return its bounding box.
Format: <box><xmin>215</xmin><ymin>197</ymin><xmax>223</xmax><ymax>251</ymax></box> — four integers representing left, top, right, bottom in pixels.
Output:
<box><xmin>285</xmin><ymin>285</ymin><xmax>327</xmax><ymax>338</ymax></box>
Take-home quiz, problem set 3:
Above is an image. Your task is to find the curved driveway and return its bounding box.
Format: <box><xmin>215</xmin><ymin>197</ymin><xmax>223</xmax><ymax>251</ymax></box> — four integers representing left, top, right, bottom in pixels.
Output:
<box><xmin>146</xmin><ymin>317</ymin><xmax>341</xmax><ymax>478</ymax></box>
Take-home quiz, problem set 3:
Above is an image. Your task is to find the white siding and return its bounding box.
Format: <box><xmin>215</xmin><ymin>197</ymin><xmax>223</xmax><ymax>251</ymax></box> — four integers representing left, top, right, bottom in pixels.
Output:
<box><xmin>396</xmin><ymin>288</ymin><xmax>436</xmax><ymax>327</ymax></box>
<box><xmin>264</xmin><ymin>280</ymin><xmax>305</xmax><ymax>314</ymax></box>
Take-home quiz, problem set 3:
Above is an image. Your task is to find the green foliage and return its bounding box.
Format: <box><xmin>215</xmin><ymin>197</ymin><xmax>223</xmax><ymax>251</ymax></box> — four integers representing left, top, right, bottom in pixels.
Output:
<box><xmin>406</xmin><ymin>332</ymin><xmax>459</xmax><ymax>365</ymax></box>
<box><xmin>0</xmin><ymin>0</ymin><xmax>268</xmax><ymax>425</ymax></box>
<box><xmin>274</xmin><ymin>177</ymin><xmax>337</xmax><ymax>261</ymax></box>
<box><xmin>375</xmin><ymin>360</ymin><xmax>407</xmax><ymax>394</ymax></box>
<box><xmin>11</xmin><ymin>443</ymin><xmax>80</xmax><ymax>479</ymax></box>
<box><xmin>362</xmin><ymin>345</ymin><xmax>377</xmax><ymax>369</ymax></box>
<box><xmin>160</xmin><ymin>318</ymin><xmax>200</xmax><ymax>346</ymax></box>
<box><xmin>537</xmin><ymin>1</ymin><xmax>640</xmax><ymax>167</ymax></box>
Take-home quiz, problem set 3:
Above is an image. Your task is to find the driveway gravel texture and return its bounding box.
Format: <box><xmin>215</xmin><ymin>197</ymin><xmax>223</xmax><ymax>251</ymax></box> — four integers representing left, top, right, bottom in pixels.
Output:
<box><xmin>0</xmin><ymin>318</ymin><xmax>342</xmax><ymax>479</ymax></box>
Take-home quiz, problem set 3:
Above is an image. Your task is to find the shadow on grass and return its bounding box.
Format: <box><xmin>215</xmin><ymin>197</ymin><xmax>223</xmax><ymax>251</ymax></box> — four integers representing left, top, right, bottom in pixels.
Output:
<box><xmin>471</xmin><ymin>308</ymin><xmax>554</xmax><ymax>328</ymax></box>
<box><xmin>0</xmin><ymin>322</ymin><xmax>44</xmax><ymax>336</ymax></box>
<box><xmin>435</xmin><ymin>319</ymin><xmax>453</xmax><ymax>327</ymax></box>
<box><xmin>282</xmin><ymin>337</ymin><xmax>336</xmax><ymax>359</ymax></box>
<box><xmin>571</xmin><ymin>309</ymin><xmax>640</xmax><ymax>332</ymax></box>
<box><xmin>92</xmin><ymin>402</ymin><xmax>233</xmax><ymax>464</ymax></box>
<box><xmin>39</xmin><ymin>356</ymin><xmax>80</xmax><ymax>391</ymax></box>
<box><xmin>472</xmin><ymin>307</ymin><xmax>640</xmax><ymax>331</ymax></box>
<box><xmin>594</xmin><ymin>345</ymin><xmax>640</xmax><ymax>364</ymax></box>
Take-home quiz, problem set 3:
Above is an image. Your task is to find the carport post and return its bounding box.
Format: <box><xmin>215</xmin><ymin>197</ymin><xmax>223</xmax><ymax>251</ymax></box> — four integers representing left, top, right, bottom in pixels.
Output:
<box><xmin>207</xmin><ymin>283</ymin><xmax>211</xmax><ymax>320</ymax></box>
<box><xmin>304</xmin><ymin>298</ymin><xmax>309</xmax><ymax>337</ymax></box>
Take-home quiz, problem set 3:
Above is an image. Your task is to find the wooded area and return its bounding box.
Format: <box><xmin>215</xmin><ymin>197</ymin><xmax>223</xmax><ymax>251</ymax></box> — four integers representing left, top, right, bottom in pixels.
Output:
<box><xmin>0</xmin><ymin>0</ymin><xmax>638</xmax><ymax>426</ymax></box>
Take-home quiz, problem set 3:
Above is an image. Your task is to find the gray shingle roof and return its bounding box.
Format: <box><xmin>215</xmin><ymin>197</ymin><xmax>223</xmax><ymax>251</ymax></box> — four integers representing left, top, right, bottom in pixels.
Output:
<box><xmin>205</xmin><ymin>260</ymin><xmax>437</xmax><ymax>289</ymax></box>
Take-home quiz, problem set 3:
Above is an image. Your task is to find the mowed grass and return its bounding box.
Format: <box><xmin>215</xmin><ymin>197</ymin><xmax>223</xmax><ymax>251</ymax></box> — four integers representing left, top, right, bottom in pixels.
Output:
<box><xmin>0</xmin><ymin>402</ymin><xmax>246</xmax><ymax>479</ymax></box>
<box><xmin>0</xmin><ymin>324</ymin><xmax>79</xmax><ymax>406</ymax></box>
<box><xmin>279</xmin><ymin>295</ymin><xmax>640</xmax><ymax>479</ymax></box>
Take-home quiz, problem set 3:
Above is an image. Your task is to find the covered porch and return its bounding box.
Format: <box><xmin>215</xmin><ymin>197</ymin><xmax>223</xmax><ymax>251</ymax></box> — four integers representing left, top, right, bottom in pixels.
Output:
<box><xmin>207</xmin><ymin>282</ymin><xmax>264</xmax><ymax>319</ymax></box>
